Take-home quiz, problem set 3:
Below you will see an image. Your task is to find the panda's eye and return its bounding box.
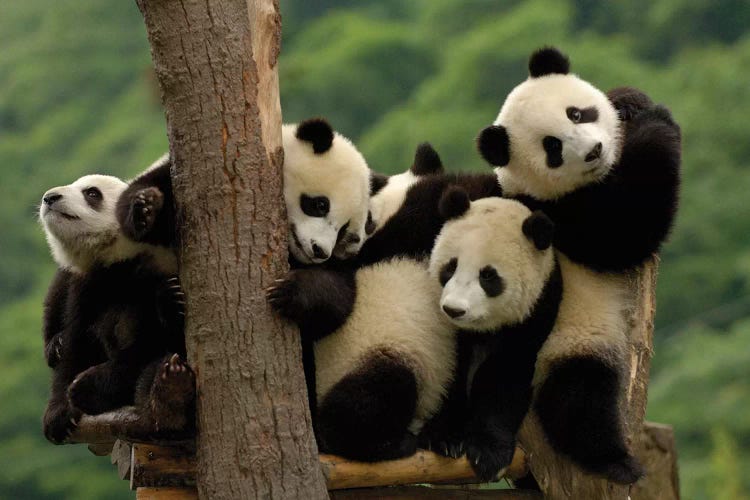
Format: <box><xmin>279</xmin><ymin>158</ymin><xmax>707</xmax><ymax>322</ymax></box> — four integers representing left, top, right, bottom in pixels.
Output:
<box><xmin>439</xmin><ymin>258</ymin><xmax>458</xmax><ymax>287</ymax></box>
<box><xmin>84</xmin><ymin>187</ymin><xmax>102</xmax><ymax>199</ymax></box>
<box><xmin>300</xmin><ymin>195</ymin><xmax>330</xmax><ymax>217</ymax></box>
<box><xmin>478</xmin><ymin>266</ymin><xmax>504</xmax><ymax>297</ymax></box>
<box><xmin>567</xmin><ymin>107</ymin><xmax>582</xmax><ymax>123</ymax></box>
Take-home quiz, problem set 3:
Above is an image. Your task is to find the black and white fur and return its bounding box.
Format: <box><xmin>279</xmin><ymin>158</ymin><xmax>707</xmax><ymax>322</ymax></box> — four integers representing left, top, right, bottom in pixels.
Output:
<box><xmin>476</xmin><ymin>47</ymin><xmax>681</xmax><ymax>483</ymax></box>
<box><xmin>117</xmin><ymin>119</ymin><xmax>373</xmax><ymax>266</ymax></box>
<box><xmin>416</xmin><ymin>189</ymin><xmax>561</xmax><ymax>481</ymax></box>
<box><xmin>40</xmin><ymin>174</ymin><xmax>193</xmax><ymax>443</ymax></box>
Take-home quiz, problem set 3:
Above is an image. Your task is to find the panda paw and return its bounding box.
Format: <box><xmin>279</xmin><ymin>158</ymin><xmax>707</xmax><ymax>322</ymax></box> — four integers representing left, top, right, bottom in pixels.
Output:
<box><xmin>68</xmin><ymin>365</ymin><xmax>120</xmax><ymax>416</ymax></box>
<box><xmin>266</xmin><ymin>271</ymin><xmax>304</xmax><ymax>322</ymax></box>
<box><xmin>420</xmin><ymin>432</ymin><xmax>465</xmax><ymax>459</ymax></box>
<box><xmin>464</xmin><ymin>425</ymin><xmax>515</xmax><ymax>482</ymax></box>
<box><xmin>154</xmin><ymin>354</ymin><xmax>195</xmax><ymax>397</ymax></box>
<box><xmin>130</xmin><ymin>187</ymin><xmax>164</xmax><ymax>239</ymax></box>
<box><xmin>43</xmin><ymin>401</ymin><xmax>81</xmax><ymax>444</ymax></box>
<box><xmin>149</xmin><ymin>354</ymin><xmax>196</xmax><ymax>432</ymax></box>
<box><xmin>45</xmin><ymin>332</ymin><xmax>64</xmax><ymax>368</ymax></box>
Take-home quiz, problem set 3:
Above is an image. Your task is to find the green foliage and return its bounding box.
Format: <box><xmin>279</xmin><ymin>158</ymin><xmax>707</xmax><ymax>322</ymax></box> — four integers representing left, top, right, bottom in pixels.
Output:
<box><xmin>2</xmin><ymin>0</ymin><xmax>748</xmax><ymax>498</ymax></box>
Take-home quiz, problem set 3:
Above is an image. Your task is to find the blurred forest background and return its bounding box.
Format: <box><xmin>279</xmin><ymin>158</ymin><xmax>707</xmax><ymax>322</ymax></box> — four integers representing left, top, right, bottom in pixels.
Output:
<box><xmin>1</xmin><ymin>0</ymin><xmax>748</xmax><ymax>498</ymax></box>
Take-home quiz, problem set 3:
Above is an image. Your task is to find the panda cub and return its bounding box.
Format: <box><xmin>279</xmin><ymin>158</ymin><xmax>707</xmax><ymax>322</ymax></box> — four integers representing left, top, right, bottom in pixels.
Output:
<box><xmin>40</xmin><ymin>174</ymin><xmax>194</xmax><ymax>443</ymax></box>
<box><xmin>117</xmin><ymin>118</ymin><xmax>372</xmax><ymax>266</ymax></box>
<box><xmin>476</xmin><ymin>47</ymin><xmax>681</xmax><ymax>483</ymax></box>
<box><xmin>417</xmin><ymin>188</ymin><xmax>561</xmax><ymax>481</ymax></box>
<box><xmin>269</xmin><ymin>189</ymin><xmax>559</xmax><ymax>466</ymax></box>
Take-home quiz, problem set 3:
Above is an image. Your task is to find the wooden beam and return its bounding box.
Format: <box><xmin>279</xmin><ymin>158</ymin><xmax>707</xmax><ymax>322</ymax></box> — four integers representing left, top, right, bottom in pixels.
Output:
<box><xmin>136</xmin><ymin>487</ymin><xmax>198</xmax><ymax>500</ymax></box>
<box><xmin>631</xmin><ymin>422</ymin><xmax>680</xmax><ymax>500</ymax></box>
<box><xmin>330</xmin><ymin>487</ymin><xmax>542</xmax><ymax>499</ymax></box>
<box><xmin>126</xmin><ymin>444</ymin><xmax>527</xmax><ymax>490</ymax></box>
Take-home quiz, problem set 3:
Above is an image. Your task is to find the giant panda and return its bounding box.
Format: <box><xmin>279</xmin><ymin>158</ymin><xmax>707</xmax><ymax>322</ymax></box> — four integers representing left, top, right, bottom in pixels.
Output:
<box><xmin>39</xmin><ymin>174</ymin><xmax>194</xmax><ymax>443</ymax></box>
<box><xmin>415</xmin><ymin>188</ymin><xmax>562</xmax><ymax>481</ymax></box>
<box><xmin>117</xmin><ymin>118</ymin><xmax>373</xmax><ymax>265</ymax></box>
<box><xmin>474</xmin><ymin>47</ymin><xmax>681</xmax><ymax>483</ymax></box>
<box><xmin>268</xmin><ymin>189</ymin><xmax>560</xmax><ymax>465</ymax></box>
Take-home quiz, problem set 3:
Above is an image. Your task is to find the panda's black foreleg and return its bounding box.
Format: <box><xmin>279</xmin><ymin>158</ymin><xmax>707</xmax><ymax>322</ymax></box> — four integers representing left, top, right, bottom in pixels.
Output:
<box><xmin>316</xmin><ymin>349</ymin><xmax>418</xmax><ymax>462</ymax></box>
<box><xmin>534</xmin><ymin>356</ymin><xmax>644</xmax><ymax>484</ymax></box>
<box><xmin>463</xmin><ymin>343</ymin><xmax>537</xmax><ymax>482</ymax></box>
<box><xmin>267</xmin><ymin>267</ymin><xmax>356</xmax><ymax>341</ymax></box>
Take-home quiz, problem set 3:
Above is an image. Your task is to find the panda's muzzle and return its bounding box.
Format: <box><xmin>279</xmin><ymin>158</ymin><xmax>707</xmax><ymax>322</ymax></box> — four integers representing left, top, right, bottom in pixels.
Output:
<box><xmin>585</xmin><ymin>142</ymin><xmax>602</xmax><ymax>162</ymax></box>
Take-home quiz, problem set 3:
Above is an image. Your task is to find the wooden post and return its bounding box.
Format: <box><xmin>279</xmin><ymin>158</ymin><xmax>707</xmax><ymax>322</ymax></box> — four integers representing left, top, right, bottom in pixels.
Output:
<box><xmin>134</xmin><ymin>0</ymin><xmax>328</xmax><ymax>498</ymax></box>
<box><xmin>518</xmin><ymin>259</ymin><xmax>659</xmax><ymax>499</ymax></box>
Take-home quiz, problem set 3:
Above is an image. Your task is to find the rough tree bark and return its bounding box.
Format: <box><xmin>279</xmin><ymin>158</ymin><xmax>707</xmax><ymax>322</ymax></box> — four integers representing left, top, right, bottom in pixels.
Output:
<box><xmin>135</xmin><ymin>0</ymin><xmax>328</xmax><ymax>498</ymax></box>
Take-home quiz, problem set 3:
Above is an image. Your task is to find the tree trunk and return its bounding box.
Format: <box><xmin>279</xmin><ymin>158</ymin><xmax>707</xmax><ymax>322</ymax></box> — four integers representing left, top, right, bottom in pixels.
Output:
<box><xmin>135</xmin><ymin>0</ymin><xmax>328</xmax><ymax>498</ymax></box>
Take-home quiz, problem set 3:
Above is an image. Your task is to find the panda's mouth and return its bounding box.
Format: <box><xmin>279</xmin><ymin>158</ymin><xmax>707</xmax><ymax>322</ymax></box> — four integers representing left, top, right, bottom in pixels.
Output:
<box><xmin>47</xmin><ymin>208</ymin><xmax>80</xmax><ymax>221</ymax></box>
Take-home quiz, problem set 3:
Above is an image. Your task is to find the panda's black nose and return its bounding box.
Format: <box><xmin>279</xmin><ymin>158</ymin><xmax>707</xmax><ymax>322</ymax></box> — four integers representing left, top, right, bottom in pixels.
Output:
<box><xmin>43</xmin><ymin>193</ymin><xmax>62</xmax><ymax>206</ymax></box>
<box><xmin>311</xmin><ymin>243</ymin><xmax>329</xmax><ymax>260</ymax></box>
<box><xmin>585</xmin><ymin>142</ymin><xmax>602</xmax><ymax>162</ymax></box>
<box><xmin>442</xmin><ymin>305</ymin><xmax>466</xmax><ymax>319</ymax></box>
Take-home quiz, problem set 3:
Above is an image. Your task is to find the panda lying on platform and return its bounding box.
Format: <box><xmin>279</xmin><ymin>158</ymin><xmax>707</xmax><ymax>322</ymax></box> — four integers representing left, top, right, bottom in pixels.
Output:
<box><xmin>269</xmin><ymin>190</ymin><xmax>561</xmax><ymax>468</ymax></box>
<box><xmin>474</xmin><ymin>47</ymin><xmax>681</xmax><ymax>483</ymax></box>
<box><xmin>40</xmin><ymin>174</ymin><xmax>194</xmax><ymax>443</ymax></box>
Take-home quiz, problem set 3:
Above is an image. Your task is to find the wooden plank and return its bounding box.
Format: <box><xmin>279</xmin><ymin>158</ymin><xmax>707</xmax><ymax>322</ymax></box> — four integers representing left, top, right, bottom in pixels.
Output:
<box><xmin>87</xmin><ymin>442</ymin><xmax>114</xmax><ymax>456</ymax></box>
<box><xmin>136</xmin><ymin>487</ymin><xmax>198</xmax><ymax>500</ymax></box>
<box><xmin>321</xmin><ymin>448</ymin><xmax>527</xmax><ymax>490</ymax></box>
<box><xmin>131</xmin><ymin>443</ymin><xmax>196</xmax><ymax>490</ymax></box>
<box><xmin>631</xmin><ymin>422</ymin><xmax>680</xmax><ymax>500</ymax></box>
<box><xmin>127</xmin><ymin>444</ymin><xmax>527</xmax><ymax>490</ymax></box>
<box><xmin>330</xmin><ymin>486</ymin><xmax>542</xmax><ymax>499</ymax></box>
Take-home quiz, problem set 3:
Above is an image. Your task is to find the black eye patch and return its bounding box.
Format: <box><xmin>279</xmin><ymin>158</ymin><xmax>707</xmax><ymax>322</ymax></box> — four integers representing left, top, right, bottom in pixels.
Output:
<box><xmin>83</xmin><ymin>187</ymin><xmax>103</xmax><ymax>210</ymax></box>
<box><xmin>566</xmin><ymin>106</ymin><xmax>599</xmax><ymax>124</ymax></box>
<box><xmin>300</xmin><ymin>195</ymin><xmax>330</xmax><ymax>217</ymax></box>
<box><xmin>478</xmin><ymin>266</ymin><xmax>504</xmax><ymax>297</ymax></box>
<box><xmin>542</xmin><ymin>136</ymin><xmax>564</xmax><ymax>168</ymax></box>
<box><xmin>439</xmin><ymin>258</ymin><xmax>458</xmax><ymax>287</ymax></box>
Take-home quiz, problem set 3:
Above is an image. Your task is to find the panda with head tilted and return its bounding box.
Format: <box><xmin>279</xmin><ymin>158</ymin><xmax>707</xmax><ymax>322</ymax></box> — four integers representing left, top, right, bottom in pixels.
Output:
<box><xmin>416</xmin><ymin>188</ymin><xmax>562</xmax><ymax>481</ymax></box>
<box><xmin>270</xmin><ymin>186</ymin><xmax>560</xmax><ymax>467</ymax></box>
<box><xmin>475</xmin><ymin>47</ymin><xmax>681</xmax><ymax>483</ymax></box>
<box><xmin>40</xmin><ymin>174</ymin><xmax>194</xmax><ymax>444</ymax></box>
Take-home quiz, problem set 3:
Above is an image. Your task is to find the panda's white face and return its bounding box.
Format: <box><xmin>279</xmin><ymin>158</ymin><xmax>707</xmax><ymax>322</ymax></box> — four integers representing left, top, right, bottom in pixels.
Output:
<box><xmin>494</xmin><ymin>74</ymin><xmax>621</xmax><ymax>200</ymax></box>
<box><xmin>430</xmin><ymin>198</ymin><xmax>555</xmax><ymax>332</ymax></box>
<box><xmin>282</xmin><ymin>124</ymin><xmax>370</xmax><ymax>264</ymax></box>
<box><xmin>39</xmin><ymin>175</ymin><xmax>128</xmax><ymax>270</ymax></box>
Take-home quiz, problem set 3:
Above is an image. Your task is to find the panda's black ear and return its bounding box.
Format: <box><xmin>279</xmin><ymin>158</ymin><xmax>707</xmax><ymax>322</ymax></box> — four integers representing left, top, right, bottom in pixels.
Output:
<box><xmin>528</xmin><ymin>47</ymin><xmax>570</xmax><ymax>77</ymax></box>
<box><xmin>439</xmin><ymin>186</ymin><xmax>471</xmax><ymax>221</ymax></box>
<box><xmin>411</xmin><ymin>142</ymin><xmax>444</xmax><ymax>176</ymax></box>
<box><xmin>296</xmin><ymin>118</ymin><xmax>334</xmax><ymax>154</ymax></box>
<box><xmin>477</xmin><ymin>125</ymin><xmax>510</xmax><ymax>167</ymax></box>
<box><xmin>522</xmin><ymin>211</ymin><xmax>555</xmax><ymax>251</ymax></box>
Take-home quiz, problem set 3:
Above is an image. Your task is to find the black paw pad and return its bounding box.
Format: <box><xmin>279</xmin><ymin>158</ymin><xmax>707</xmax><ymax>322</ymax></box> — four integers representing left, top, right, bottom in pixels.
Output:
<box><xmin>132</xmin><ymin>187</ymin><xmax>164</xmax><ymax>235</ymax></box>
<box><xmin>266</xmin><ymin>272</ymin><xmax>302</xmax><ymax>320</ymax></box>
<box><xmin>157</xmin><ymin>353</ymin><xmax>195</xmax><ymax>393</ymax></box>
<box><xmin>43</xmin><ymin>405</ymin><xmax>81</xmax><ymax>444</ymax></box>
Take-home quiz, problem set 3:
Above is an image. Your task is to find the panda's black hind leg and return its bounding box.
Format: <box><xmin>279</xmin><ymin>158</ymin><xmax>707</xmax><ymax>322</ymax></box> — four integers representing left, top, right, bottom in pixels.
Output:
<box><xmin>534</xmin><ymin>356</ymin><xmax>644</xmax><ymax>484</ymax></box>
<box><xmin>316</xmin><ymin>349</ymin><xmax>418</xmax><ymax>461</ymax></box>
